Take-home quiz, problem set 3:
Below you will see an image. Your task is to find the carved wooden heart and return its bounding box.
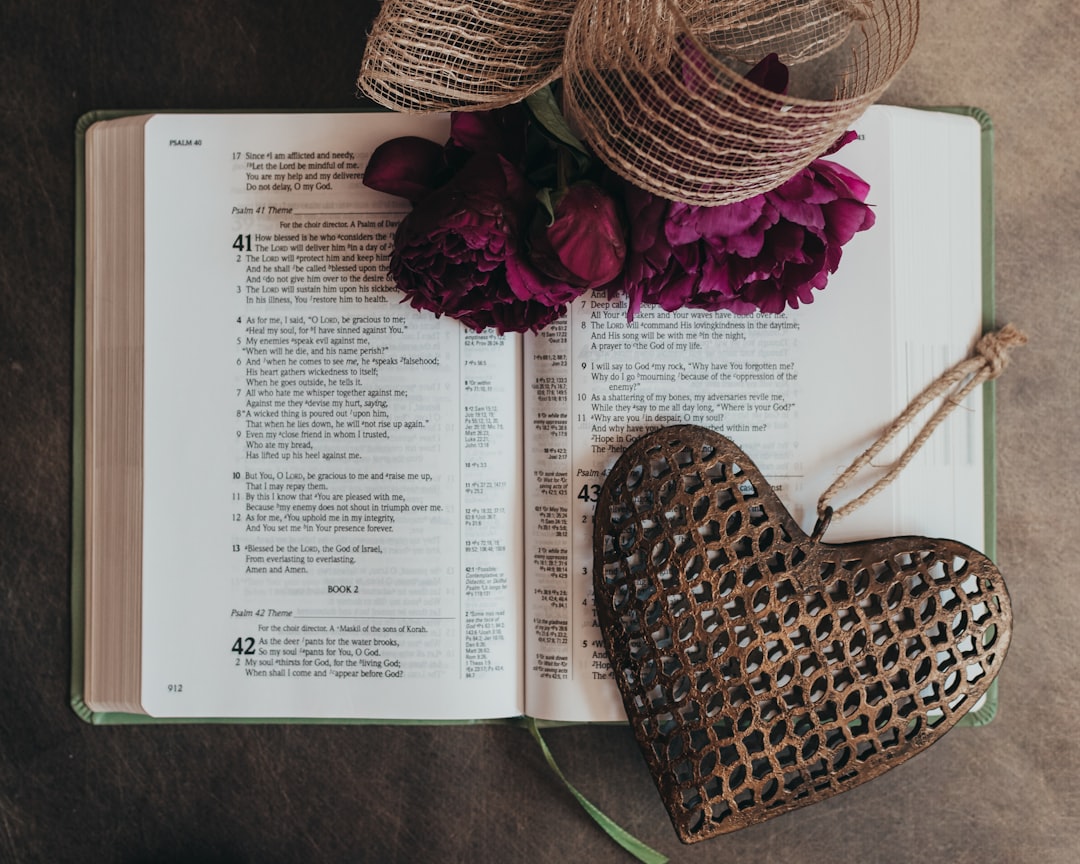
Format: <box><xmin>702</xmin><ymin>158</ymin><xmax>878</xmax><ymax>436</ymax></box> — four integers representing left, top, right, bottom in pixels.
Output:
<box><xmin>592</xmin><ymin>426</ymin><xmax>1012</xmax><ymax>843</ymax></box>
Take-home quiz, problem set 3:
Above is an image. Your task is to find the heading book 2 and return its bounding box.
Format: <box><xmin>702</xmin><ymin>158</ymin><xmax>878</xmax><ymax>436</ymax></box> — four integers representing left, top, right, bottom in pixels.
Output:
<box><xmin>73</xmin><ymin>105</ymin><xmax>996</xmax><ymax>724</ymax></box>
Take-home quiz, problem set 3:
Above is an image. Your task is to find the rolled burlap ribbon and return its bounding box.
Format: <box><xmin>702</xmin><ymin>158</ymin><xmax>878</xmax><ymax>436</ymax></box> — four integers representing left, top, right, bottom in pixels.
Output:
<box><xmin>357</xmin><ymin>0</ymin><xmax>919</xmax><ymax>203</ymax></box>
<box><xmin>358</xmin><ymin>0</ymin><xmax>574</xmax><ymax>111</ymax></box>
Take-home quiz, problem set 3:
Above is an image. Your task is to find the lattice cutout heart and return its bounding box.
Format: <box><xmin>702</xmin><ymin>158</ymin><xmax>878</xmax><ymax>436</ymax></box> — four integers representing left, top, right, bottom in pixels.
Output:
<box><xmin>592</xmin><ymin>425</ymin><xmax>1012</xmax><ymax>843</ymax></box>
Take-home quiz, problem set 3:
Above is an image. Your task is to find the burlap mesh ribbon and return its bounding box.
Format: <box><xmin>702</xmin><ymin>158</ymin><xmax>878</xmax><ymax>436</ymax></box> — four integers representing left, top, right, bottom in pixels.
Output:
<box><xmin>359</xmin><ymin>0</ymin><xmax>574</xmax><ymax>111</ymax></box>
<box><xmin>357</xmin><ymin>0</ymin><xmax>919</xmax><ymax>203</ymax></box>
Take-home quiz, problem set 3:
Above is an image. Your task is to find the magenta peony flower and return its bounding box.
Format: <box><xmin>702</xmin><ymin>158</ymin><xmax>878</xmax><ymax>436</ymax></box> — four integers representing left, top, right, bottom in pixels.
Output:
<box><xmin>527</xmin><ymin>182</ymin><xmax>627</xmax><ymax>290</ymax></box>
<box><xmin>385</xmin><ymin>152</ymin><xmax>568</xmax><ymax>333</ymax></box>
<box><xmin>364</xmin><ymin>105</ymin><xmax>631</xmax><ymax>333</ymax></box>
<box><xmin>618</xmin><ymin>154</ymin><xmax>875</xmax><ymax>317</ymax></box>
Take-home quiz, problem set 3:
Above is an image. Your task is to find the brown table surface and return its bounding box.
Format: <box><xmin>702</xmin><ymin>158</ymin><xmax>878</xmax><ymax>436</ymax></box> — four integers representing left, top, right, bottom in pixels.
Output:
<box><xmin>3</xmin><ymin>1</ymin><xmax>1077</xmax><ymax>861</ymax></box>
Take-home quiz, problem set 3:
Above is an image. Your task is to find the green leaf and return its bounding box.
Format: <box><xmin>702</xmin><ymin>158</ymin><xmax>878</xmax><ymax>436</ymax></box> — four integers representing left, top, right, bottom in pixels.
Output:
<box><xmin>535</xmin><ymin>187</ymin><xmax>558</xmax><ymax>226</ymax></box>
<box><xmin>526</xmin><ymin>719</ymin><xmax>669</xmax><ymax>864</ymax></box>
<box><xmin>526</xmin><ymin>86</ymin><xmax>591</xmax><ymax>174</ymax></box>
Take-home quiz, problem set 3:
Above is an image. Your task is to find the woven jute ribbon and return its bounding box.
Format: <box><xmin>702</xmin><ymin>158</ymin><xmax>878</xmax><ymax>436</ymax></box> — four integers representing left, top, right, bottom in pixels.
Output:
<box><xmin>357</xmin><ymin>0</ymin><xmax>919</xmax><ymax>204</ymax></box>
<box><xmin>818</xmin><ymin>324</ymin><xmax>1029</xmax><ymax>522</ymax></box>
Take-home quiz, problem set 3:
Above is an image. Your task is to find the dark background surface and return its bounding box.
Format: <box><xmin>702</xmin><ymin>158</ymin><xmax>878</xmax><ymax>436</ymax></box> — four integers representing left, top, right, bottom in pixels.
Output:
<box><xmin>2</xmin><ymin>1</ymin><xmax>1078</xmax><ymax>861</ymax></box>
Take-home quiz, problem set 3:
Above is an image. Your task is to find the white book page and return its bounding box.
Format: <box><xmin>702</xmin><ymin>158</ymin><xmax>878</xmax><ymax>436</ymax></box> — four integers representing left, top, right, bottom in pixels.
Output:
<box><xmin>523</xmin><ymin>105</ymin><xmax>985</xmax><ymax>722</ymax></box>
<box><xmin>140</xmin><ymin>113</ymin><xmax>525</xmax><ymax>719</ymax></box>
<box><xmin>886</xmin><ymin>108</ymin><xmax>985</xmax><ymax>553</ymax></box>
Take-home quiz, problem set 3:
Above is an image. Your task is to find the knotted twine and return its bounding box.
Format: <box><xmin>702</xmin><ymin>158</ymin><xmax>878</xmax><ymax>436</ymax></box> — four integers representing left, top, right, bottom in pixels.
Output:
<box><xmin>357</xmin><ymin>0</ymin><xmax>920</xmax><ymax>204</ymax></box>
<box><xmin>817</xmin><ymin>324</ymin><xmax>1029</xmax><ymax>523</ymax></box>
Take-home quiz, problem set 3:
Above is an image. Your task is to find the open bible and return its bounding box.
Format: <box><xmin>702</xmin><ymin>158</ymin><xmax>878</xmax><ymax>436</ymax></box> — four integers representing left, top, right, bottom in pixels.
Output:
<box><xmin>73</xmin><ymin>105</ymin><xmax>994</xmax><ymax>723</ymax></box>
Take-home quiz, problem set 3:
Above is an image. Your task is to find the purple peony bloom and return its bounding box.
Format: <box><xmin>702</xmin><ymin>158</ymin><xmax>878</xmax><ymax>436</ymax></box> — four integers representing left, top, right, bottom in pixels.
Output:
<box><xmin>618</xmin><ymin>153</ymin><xmax>875</xmax><ymax>317</ymax></box>
<box><xmin>387</xmin><ymin>152</ymin><xmax>569</xmax><ymax>333</ymax></box>
<box><xmin>363</xmin><ymin>105</ymin><xmax>628</xmax><ymax>332</ymax></box>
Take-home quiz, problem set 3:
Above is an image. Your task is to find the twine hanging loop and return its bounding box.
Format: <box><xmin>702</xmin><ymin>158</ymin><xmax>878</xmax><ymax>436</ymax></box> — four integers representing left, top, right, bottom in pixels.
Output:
<box><xmin>817</xmin><ymin>324</ymin><xmax>1028</xmax><ymax>522</ymax></box>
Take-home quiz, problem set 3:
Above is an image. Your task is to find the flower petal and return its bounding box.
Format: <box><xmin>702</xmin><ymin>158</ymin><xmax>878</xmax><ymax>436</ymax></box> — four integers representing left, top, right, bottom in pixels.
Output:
<box><xmin>744</xmin><ymin>53</ymin><xmax>789</xmax><ymax>95</ymax></box>
<box><xmin>450</xmin><ymin>112</ymin><xmax>503</xmax><ymax>152</ymax></box>
<box><xmin>363</xmin><ymin>136</ymin><xmax>446</xmax><ymax>202</ymax></box>
<box><xmin>770</xmin><ymin>194</ymin><xmax>825</xmax><ymax>229</ymax></box>
<box><xmin>671</xmin><ymin>197</ymin><xmax>769</xmax><ymax>243</ymax></box>
<box><xmin>822</xmin><ymin>129</ymin><xmax>858</xmax><ymax>156</ymax></box>
<box><xmin>450</xmin><ymin>105</ymin><xmax>530</xmax><ymax>164</ymax></box>
<box><xmin>505</xmin><ymin>253</ymin><xmax>586</xmax><ymax>306</ymax></box>
<box><xmin>813</xmin><ymin>159</ymin><xmax>871</xmax><ymax>201</ymax></box>
<box><xmin>823</xmin><ymin>198</ymin><xmax>876</xmax><ymax>244</ymax></box>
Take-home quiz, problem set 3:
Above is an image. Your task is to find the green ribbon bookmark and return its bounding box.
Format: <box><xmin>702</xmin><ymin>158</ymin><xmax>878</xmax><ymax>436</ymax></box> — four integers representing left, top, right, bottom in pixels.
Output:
<box><xmin>527</xmin><ymin>719</ymin><xmax>669</xmax><ymax>864</ymax></box>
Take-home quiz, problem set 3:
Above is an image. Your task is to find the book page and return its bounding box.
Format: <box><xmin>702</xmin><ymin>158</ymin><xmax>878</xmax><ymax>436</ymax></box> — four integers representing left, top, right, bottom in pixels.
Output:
<box><xmin>139</xmin><ymin>113</ymin><xmax>524</xmax><ymax>719</ymax></box>
<box><xmin>523</xmin><ymin>106</ymin><xmax>985</xmax><ymax>722</ymax></box>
